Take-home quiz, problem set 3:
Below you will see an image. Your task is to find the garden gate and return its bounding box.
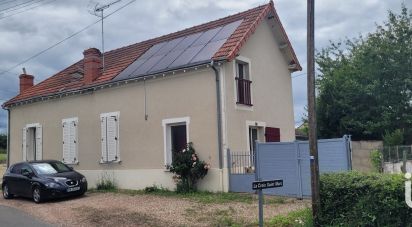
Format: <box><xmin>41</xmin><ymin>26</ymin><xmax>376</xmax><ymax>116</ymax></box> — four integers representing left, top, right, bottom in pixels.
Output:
<box><xmin>228</xmin><ymin>136</ymin><xmax>352</xmax><ymax>198</ymax></box>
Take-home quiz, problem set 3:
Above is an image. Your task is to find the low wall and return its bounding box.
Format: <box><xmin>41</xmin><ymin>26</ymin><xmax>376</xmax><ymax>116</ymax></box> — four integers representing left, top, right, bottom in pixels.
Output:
<box><xmin>351</xmin><ymin>141</ymin><xmax>382</xmax><ymax>172</ymax></box>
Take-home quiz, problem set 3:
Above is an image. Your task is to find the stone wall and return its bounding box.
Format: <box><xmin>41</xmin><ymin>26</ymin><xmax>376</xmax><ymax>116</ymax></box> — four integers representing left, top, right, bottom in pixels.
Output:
<box><xmin>351</xmin><ymin>140</ymin><xmax>383</xmax><ymax>172</ymax></box>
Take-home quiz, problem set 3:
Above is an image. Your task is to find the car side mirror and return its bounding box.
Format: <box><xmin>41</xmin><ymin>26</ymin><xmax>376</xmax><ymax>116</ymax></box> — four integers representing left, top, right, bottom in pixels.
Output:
<box><xmin>69</xmin><ymin>166</ymin><xmax>74</xmax><ymax>171</ymax></box>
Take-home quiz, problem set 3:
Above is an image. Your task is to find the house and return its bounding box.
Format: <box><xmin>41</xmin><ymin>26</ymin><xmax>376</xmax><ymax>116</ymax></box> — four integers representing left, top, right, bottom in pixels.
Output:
<box><xmin>2</xmin><ymin>1</ymin><xmax>301</xmax><ymax>192</ymax></box>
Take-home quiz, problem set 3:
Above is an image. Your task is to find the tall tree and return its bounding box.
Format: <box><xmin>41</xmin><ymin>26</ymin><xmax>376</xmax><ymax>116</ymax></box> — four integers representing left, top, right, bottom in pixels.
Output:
<box><xmin>316</xmin><ymin>5</ymin><xmax>412</xmax><ymax>142</ymax></box>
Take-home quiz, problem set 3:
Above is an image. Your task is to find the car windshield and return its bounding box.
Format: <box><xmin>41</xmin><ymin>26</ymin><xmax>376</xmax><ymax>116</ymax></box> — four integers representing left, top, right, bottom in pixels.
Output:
<box><xmin>31</xmin><ymin>162</ymin><xmax>72</xmax><ymax>175</ymax></box>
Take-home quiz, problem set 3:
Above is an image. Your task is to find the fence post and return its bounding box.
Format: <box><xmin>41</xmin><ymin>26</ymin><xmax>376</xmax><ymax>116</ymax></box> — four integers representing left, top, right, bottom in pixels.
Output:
<box><xmin>403</xmin><ymin>147</ymin><xmax>407</xmax><ymax>173</ymax></box>
<box><xmin>227</xmin><ymin>148</ymin><xmax>231</xmax><ymax>191</ymax></box>
<box><xmin>295</xmin><ymin>141</ymin><xmax>303</xmax><ymax>199</ymax></box>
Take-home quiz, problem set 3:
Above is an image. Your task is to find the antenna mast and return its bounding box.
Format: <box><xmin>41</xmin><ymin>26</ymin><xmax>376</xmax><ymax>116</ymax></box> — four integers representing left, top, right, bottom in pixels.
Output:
<box><xmin>90</xmin><ymin>0</ymin><xmax>121</xmax><ymax>72</ymax></box>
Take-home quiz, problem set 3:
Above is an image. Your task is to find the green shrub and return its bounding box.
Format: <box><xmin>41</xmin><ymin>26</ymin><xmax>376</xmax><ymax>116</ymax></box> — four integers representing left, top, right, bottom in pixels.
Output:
<box><xmin>320</xmin><ymin>172</ymin><xmax>412</xmax><ymax>226</ymax></box>
<box><xmin>383</xmin><ymin>129</ymin><xmax>404</xmax><ymax>146</ymax></box>
<box><xmin>96</xmin><ymin>172</ymin><xmax>117</xmax><ymax>191</ymax></box>
<box><xmin>168</xmin><ymin>142</ymin><xmax>209</xmax><ymax>193</ymax></box>
<box><xmin>267</xmin><ymin>208</ymin><xmax>312</xmax><ymax>227</ymax></box>
<box><xmin>144</xmin><ymin>185</ymin><xmax>169</xmax><ymax>193</ymax></box>
<box><xmin>370</xmin><ymin>150</ymin><xmax>383</xmax><ymax>172</ymax></box>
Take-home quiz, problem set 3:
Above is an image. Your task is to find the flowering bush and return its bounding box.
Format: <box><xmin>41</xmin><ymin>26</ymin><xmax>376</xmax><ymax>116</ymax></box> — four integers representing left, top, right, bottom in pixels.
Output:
<box><xmin>168</xmin><ymin>142</ymin><xmax>210</xmax><ymax>193</ymax></box>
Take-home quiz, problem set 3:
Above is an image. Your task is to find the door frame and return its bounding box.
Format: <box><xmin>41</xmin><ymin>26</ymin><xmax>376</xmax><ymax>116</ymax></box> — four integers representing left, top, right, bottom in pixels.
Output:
<box><xmin>162</xmin><ymin>117</ymin><xmax>190</xmax><ymax>168</ymax></box>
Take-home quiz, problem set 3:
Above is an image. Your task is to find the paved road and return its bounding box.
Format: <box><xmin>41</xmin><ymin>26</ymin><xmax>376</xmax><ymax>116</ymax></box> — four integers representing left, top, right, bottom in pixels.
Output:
<box><xmin>0</xmin><ymin>205</ymin><xmax>52</xmax><ymax>227</ymax></box>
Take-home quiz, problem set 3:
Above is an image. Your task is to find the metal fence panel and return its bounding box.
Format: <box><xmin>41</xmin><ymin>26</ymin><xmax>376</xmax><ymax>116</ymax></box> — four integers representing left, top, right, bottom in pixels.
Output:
<box><xmin>228</xmin><ymin>136</ymin><xmax>351</xmax><ymax>198</ymax></box>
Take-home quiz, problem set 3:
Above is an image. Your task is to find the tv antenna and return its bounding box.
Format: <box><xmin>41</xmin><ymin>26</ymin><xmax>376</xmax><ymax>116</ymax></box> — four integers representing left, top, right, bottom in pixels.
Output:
<box><xmin>89</xmin><ymin>0</ymin><xmax>122</xmax><ymax>72</ymax></box>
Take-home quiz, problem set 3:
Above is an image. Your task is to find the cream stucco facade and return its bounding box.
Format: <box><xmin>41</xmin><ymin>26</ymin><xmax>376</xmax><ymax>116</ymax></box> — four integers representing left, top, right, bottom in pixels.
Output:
<box><xmin>7</xmin><ymin>19</ymin><xmax>296</xmax><ymax>192</ymax></box>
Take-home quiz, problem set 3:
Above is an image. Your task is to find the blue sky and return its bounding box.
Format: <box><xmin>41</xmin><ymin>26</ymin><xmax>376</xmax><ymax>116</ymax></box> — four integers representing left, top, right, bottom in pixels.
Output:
<box><xmin>0</xmin><ymin>0</ymin><xmax>411</xmax><ymax>134</ymax></box>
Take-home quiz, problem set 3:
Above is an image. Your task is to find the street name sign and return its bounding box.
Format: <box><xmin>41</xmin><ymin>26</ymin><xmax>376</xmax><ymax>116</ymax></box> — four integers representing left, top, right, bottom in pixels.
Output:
<box><xmin>252</xmin><ymin>179</ymin><xmax>283</xmax><ymax>190</ymax></box>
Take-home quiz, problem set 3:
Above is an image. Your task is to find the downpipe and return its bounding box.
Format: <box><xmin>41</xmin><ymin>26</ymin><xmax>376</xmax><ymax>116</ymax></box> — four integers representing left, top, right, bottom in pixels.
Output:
<box><xmin>7</xmin><ymin>109</ymin><xmax>10</xmax><ymax>168</ymax></box>
<box><xmin>211</xmin><ymin>61</ymin><xmax>223</xmax><ymax>170</ymax></box>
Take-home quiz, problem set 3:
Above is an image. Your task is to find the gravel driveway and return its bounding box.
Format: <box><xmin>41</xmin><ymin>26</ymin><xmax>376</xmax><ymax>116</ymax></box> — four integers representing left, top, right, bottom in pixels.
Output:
<box><xmin>0</xmin><ymin>192</ymin><xmax>309</xmax><ymax>226</ymax></box>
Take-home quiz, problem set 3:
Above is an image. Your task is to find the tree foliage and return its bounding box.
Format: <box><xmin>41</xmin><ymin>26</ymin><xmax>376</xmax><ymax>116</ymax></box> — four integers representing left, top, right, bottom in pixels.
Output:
<box><xmin>316</xmin><ymin>5</ymin><xmax>412</xmax><ymax>142</ymax></box>
<box><xmin>0</xmin><ymin>134</ymin><xmax>6</xmax><ymax>150</ymax></box>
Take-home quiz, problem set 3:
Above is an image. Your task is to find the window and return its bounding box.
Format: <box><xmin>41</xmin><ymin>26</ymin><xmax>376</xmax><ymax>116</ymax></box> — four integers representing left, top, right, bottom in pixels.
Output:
<box><xmin>162</xmin><ymin>117</ymin><xmax>190</xmax><ymax>167</ymax></box>
<box><xmin>62</xmin><ymin>118</ymin><xmax>78</xmax><ymax>164</ymax></box>
<box><xmin>100</xmin><ymin>112</ymin><xmax>120</xmax><ymax>163</ymax></box>
<box><xmin>22</xmin><ymin>123</ymin><xmax>42</xmax><ymax>161</ymax></box>
<box><xmin>235</xmin><ymin>60</ymin><xmax>252</xmax><ymax>106</ymax></box>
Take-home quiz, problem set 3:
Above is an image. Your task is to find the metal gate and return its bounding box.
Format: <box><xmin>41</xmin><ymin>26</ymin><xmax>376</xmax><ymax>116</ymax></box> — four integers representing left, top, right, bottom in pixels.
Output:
<box><xmin>228</xmin><ymin>135</ymin><xmax>352</xmax><ymax>198</ymax></box>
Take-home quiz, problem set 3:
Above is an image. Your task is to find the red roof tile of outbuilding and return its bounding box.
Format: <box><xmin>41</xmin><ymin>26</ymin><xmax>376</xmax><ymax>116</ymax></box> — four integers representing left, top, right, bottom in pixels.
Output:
<box><xmin>3</xmin><ymin>1</ymin><xmax>300</xmax><ymax>108</ymax></box>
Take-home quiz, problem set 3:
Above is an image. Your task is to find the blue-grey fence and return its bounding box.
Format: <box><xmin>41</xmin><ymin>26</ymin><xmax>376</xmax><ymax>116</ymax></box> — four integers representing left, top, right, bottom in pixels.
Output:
<box><xmin>228</xmin><ymin>136</ymin><xmax>352</xmax><ymax>198</ymax></box>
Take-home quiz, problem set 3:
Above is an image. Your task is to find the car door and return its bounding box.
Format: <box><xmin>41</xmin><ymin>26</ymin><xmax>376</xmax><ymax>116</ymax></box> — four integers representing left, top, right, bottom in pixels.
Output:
<box><xmin>18</xmin><ymin>164</ymin><xmax>35</xmax><ymax>197</ymax></box>
<box><xmin>6</xmin><ymin>164</ymin><xmax>22</xmax><ymax>195</ymax></box>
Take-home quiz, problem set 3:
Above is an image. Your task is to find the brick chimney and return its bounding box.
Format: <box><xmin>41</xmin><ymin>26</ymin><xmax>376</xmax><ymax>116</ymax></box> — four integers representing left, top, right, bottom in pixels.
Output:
<box><xmin>83</xmin><ymin>48</ymin><xmax>102</xmax><ymax>84</ymax></box>
<box><xmin>19</xmin><ymin>68</ymin><xmax>34</xmax><ymax>93</ymax></box>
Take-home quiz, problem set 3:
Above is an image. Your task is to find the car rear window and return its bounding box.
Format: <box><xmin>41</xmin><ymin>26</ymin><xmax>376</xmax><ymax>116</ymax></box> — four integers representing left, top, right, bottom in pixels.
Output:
<box><xmin>31</xmin><ymin>162</ymin><xmax>71</xmax><ymax>175</ymax></box>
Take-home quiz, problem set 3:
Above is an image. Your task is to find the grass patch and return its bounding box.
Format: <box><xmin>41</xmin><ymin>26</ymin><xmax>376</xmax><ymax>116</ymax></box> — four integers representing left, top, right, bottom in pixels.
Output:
<box><xmin>90</xmin><ymin>187</ymin><xmax>293</xmax><ymax>205</ymax></box>
<box><xmin>0</xmin><ymin>152</ymin><xmax>6</xmax><ymax>163</ymax></box>
<box><xmin>184</xmin><ymin>205</ymin><xmax>251</xmax><ymax>226</ymax></box>
<box><xmin>267</xmin><ymin>208</ymin><xmax>313</xmax><ymax>227</ymax></box>
<box><xmin>95</xmin><ymin>172</ymin><xmax>117</xmax><ymax>190</ymax></box>
<box><xmin>76</xmin><ymin>206</ymin><xmax>163</xmax><ymax>226</ymax></box>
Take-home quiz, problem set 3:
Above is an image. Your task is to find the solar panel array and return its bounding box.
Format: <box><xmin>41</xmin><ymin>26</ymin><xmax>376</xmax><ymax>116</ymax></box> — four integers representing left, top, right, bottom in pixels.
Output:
<box><xmin>115</xmin><ymin>20</ymin><xmax>243</xmax><ymax>81</ymax></box>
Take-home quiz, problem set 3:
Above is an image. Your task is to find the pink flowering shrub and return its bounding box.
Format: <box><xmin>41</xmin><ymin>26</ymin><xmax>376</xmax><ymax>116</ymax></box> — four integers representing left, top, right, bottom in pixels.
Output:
<box><xmin>168</xmin><ymin>142</ymin><xmax>210</xmax><ymax>193</ymax></box>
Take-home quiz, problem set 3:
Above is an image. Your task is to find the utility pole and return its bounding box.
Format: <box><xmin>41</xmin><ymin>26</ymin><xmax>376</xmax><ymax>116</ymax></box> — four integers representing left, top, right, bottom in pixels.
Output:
<box><xmin>307</xmin><ymin>0</ymin><xmax>320</xmax><ymax>225</ymax></box>
<box><xmin>90</xmin><ymin>0</ymin><xmax>122</xmax><ymax>72</ymax></box>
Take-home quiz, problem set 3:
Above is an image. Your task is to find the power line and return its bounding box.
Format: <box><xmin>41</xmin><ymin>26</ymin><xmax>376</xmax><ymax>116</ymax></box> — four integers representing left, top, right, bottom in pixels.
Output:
<box><xmin>0</xmin><ymin>0</ymin><xmax>136</xmax><ymax>77</ymax></box>
<box><xmin>0</xmin><ymin>0</ymin><xmax>56</xmax><ymax>20</ymax></box>
<box><xmin>0</xmin><ymin>0</ymin><xmax>41</xmax><ymax>13</ymax></box>
<box><xmin>0</xmin><ymin>0</ymin><xmax>16</xmax><ymax>6</ymax></box>
<box><xmin>292</xmin><ymin>72</ymin><xmax>306</xmax><ymax>79</ymax></box>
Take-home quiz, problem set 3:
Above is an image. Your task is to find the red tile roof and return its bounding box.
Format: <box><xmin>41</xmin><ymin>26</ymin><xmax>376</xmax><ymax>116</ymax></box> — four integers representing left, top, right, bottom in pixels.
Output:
<box><xmin>3</xmin><ymin>1</ymin><xmax>300</xmax><ymax>108</ymax></box>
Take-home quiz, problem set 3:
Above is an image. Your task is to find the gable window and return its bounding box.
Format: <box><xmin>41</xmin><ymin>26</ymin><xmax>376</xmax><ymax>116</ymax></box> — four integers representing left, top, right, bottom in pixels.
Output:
<box><xmin>100</xmin><ymin>112</ymin><xmax>120</xmax><ymax>163</ymax></box>
<box><xmin>235</xmin><ymin>60</ymin><xmax>252</xmax><ymax>106</ymax></box>
<box><xmin>22</xmin><ymin>123</ymin><xmax>42</xmax><ymax>161</ymax></box>
<box><xmin>62</xmin><ymin>118</ymin><xmax>78</xmax><ymax>164</ymax></box>
<box><xmin>162</xmin><ymin>117</ymin><xmax>190</xmax><ymax>168</ymax></box>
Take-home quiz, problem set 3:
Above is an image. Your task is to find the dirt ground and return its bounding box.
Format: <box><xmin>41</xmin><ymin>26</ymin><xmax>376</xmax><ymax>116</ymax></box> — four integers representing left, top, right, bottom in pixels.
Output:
<box><xmin>0</xmin><ymin>164</ymin><xmax>6</xmax><ymax>179</ymax></box>
<box><xmin>0</xmin><ymin>192</ymin><xmax>309</xmax><ymax>226</ymax></box>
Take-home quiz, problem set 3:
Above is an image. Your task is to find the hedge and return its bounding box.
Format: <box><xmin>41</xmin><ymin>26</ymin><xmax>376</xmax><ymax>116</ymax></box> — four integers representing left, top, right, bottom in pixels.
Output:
<box><xmin>320</xmin><ymin>172</ymin><xmax>412</xmax><ymax>226</ymax></box>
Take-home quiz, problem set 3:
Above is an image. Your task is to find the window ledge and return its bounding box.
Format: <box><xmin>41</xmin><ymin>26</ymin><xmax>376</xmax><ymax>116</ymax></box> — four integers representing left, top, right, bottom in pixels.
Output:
<box><xmin>99</xmin><ymin>160</ymin><xmax>121</xmax><ymax>164</ymax></box>
<box><xmin>235</xmin><ymin>103</ymin><xmax>254</xmax><ymax>111</ymax></box>
<box><xmin>64</xmin><ymin>161</ymin><xmax>79</xmax><ymax>165</ymax></box>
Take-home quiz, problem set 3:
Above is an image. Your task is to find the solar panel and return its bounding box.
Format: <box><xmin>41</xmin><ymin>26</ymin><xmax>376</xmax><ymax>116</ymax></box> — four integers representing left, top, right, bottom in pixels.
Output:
<box><xmin>168</xmin><ymin>45</ymin><xmax>204</xmax><ymax>68</ymax></box>
<box><xmin>211</xmin><ymin>20</ymin><xmax>243</xmax><ymax>41</ymax></box>
<box><xmin>172</xmin><ymin>33</ymin><xmax>202</xmax><ymax>51</ymax></box>
<box><xmin>190</xmin><ymin>39</ymin><xmax>227</xmax><ymax>63</ymax></box>
<box><xmin>114</xmin><ymin>19</ymin><xmax>243</xmax><ymax>80</ymax></box>
<box><xmin>154</xmin><ymin>37</ymin><xmax>184</xmax><ymax>56</ymax></box>
<box><xmin>115</xmin><ymin>58</ymin><xmax>147</xmax><ymax>80</ymax></box>
<box><xmin>131</xmin><ymin>55</ymin><xmax>164</xmax><ymax>76</ymax></box>
<box><xmin>149</xmin><ymin>49</ymin><xmax>184</xmax><ymax>73</ymax></box>
<box><xmin>138</xmin><ymin>42</ymin><xmax>166</xmax><ymax>59</ymax></box>
<box><xmin>191</xmin><ymin>26</ymin><xmax>222</xmax><ymax>47</ymax></box>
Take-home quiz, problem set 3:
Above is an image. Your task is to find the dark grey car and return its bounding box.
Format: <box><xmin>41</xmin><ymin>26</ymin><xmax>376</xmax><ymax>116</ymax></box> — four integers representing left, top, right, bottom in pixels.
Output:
<box><xmin>2</xmin><ymin>160</ymin><xmax>87</xmax><ymax>203</ymax></box>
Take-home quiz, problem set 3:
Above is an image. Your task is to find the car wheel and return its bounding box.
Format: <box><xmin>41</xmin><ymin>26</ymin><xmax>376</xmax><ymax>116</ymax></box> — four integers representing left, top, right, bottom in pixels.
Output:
<box><xmin>2</xmin><ymin>184</ymin><xmax>13</xmax><ymax>199</ymax></box>
<box><xmin>32</xmin><ymin>186</ymin><xmax>43</xmax><ymax>203</ymax></box>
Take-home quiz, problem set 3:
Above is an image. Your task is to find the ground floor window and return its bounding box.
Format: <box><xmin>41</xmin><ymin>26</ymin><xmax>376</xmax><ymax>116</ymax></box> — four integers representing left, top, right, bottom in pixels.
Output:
<box><xmin>22</xmin><ymin>123</ymin><xmax>42</xmax><ymax>161</ymax></box>
<box><xmin>162</xmin><ymin>117</ymin><xmax>190</xmax><ymax>167</ymax></box>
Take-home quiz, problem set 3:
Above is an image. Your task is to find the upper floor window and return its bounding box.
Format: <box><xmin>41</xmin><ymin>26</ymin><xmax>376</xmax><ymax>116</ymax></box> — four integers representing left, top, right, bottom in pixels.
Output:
<box><xmin>235</xmin><ymin>60</ymin><xmax>252</xmax><ymax>106</ymax></box>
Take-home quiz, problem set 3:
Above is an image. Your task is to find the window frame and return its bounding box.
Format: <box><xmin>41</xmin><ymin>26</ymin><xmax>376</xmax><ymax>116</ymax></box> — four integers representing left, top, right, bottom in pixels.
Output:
<box><xmin>233</xmin><ymin>56</ymin><xmax>253</xmax><ymax>110</ymax></box>
<box><xmin>22</xmin><ymin>123</ymin><xmax>42</xmax><ymax>161</ymax></box>
<box><xmin>162</xmin><ymin>117</ymin><xmax>190</xmax><ymax>169</ymax></box>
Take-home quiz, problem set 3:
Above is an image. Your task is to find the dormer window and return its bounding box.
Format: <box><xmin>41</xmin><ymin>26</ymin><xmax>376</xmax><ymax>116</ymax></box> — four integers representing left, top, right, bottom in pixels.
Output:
<box><xmin>235</xmin><ymin>60</ymin><xmax>252</xmax><ymax>106</ymax></box>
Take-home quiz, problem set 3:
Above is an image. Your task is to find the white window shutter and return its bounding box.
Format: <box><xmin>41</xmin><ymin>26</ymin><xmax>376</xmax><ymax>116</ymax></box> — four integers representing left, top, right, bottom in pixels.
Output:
<box><xmin>71</xmin><ymin>120</ymin><xmax>78</xmax><ymax>164</ymax></box>
<box><xmin>106</xmin><ymin>115</ymin><xmax>118</xmax><ymax>162</ymax></box>
<box><xmin>62</xmin><ymin>122</ymin><xmax>70</xmax><ymax>163</ymax></box>
<box><xmin>35</xmin><ymin>125</ymin><xmax>42</xmax><ymax>160</ymax></box>
<box><xmin>22</xmin><ymin>127</ymin><xmax>27</xmax><ymax>161</ymax></box>
<box><xmin>101</xmin><ymin>116</ymin><xmax>108</xmax><ymax>162</ymax></box>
